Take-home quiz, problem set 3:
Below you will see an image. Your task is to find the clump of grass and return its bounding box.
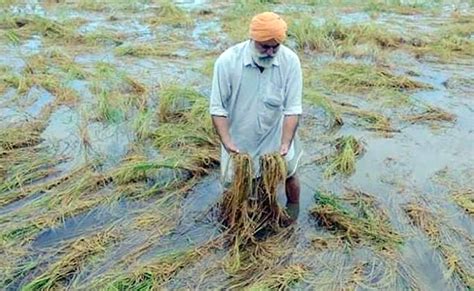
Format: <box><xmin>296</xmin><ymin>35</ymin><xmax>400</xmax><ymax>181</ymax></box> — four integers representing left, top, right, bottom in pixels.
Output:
<box><xmin>198</xmin><ymin>58</ymin><xmax>215</xmax><ymax>78</ymax></box>
<box><xmin>0</xmin><ymin>150</ymin><xmax>63</xmax><ymax>206</ymax></box>
<box><xmin>289</xmin><ymin>16</ymin><xmax>405</xmax><ymax>53</ymax></box>
<box><xmin>44</xmin><ymin>48</ymin><xmax>87</xmax><ymax>80</ymax></box>
<box><xmin>410</xmin><ymin>16</ymin><xmax>474</xmax><ymax>60</ymax></box>
<box><xmin>96</xmin><ymin>90</ymin><xmax>124</xmax><ymax>123</ymax></box>
<box><xmin>154</xmin><ymin>85</ymin><xmax>218</xmax><ymax>166</ymax></box>
<box><xmin>334</xmin><ymin>102</ymin><xmax>398</xmax><ymax>133</ymax></box>
<box><xmin>319</xmin><ymin>61</ymin><xmax>429</xmax><ymax>93</ymax></box>
<box><xmin>324</xmin><ymin>136</ymin><xmax>364</xmax><ymax>177</ymax></box>
<box><xmin>154</xmin><ymin>122</ymin><xmax>218</xmax><ymax>150</ymax></box>
<box><xmin>0</xmin><ymin>121</ymin><xmax>43</xmax><ymax>151</ymax></box>
<box><xmin>133</xmin><ymin>110</ymin><xmax>155</xmax><ymax>140</ymax></box>
<box><xmin>304</xmin><ymin>91</ymin><xmax>344</xmax><ymax>128</ymax></box>
<box><xmin>310</xmin><ymin>190</ymin><xmax>402</xmax><ymax>250</ymax></box>
<box><xmin>146</xmin><ymin>0</ymin><xmax>193</xmax><ymax>27</ymax></box>
<box><xmin>111</xmin><ymin>154</ymin><xmax>192</xmax><ymax>186</ymax></box>
<box><xmin>91</xmin><ymin>62</ymin><xmax>147</xmax><ymax>98</ymax></box>
<box><xmin>158</xmin><ymin>85</ymin><xmax>203</xmax><ymax>123</ymax></box>
<box><xmin>451</xmin><ymin>189</ymin><xmax>473</xmax><ymax>216</ymax></box>
<box><xmin>115</xmin><ymin>42</ymin><xmax>182</xmax><ymax>58</ymax></box>
<box><xmin>403</xmin><ymin>105</ymin><xmax>456</xmax><ymax>124</ymax></box>
<box><xmin>2</xmin><ymin>52</ymin><xmax>82</xmax><ymax>105</ymax></box>
<box><xmin>403</xmin><ymin>202</ymin><xmax>473</xmax><ymax>287</ymax></box>
<box><xmin>246</xmin><ymin>264</ymin><xmax>308</xmax><ymax>290</ymax></box>
<box><xmin>290</xmin><ymin>17</ymin><xmax>351</xmax><ymax>51</ymax></box>
<box><xmin>1</xmin><ymin>14</ymin><xmax>81</xmax><ymax>42</ymax></box>
<box><xmin>21</xmin><ymin>230</ymin><xmax>118</xmax><ymax>291</ymax></box>
<box><xmin>82</xmin><ymin>29</ymin><xmax>125</xmax><ymax>46</ymax></box>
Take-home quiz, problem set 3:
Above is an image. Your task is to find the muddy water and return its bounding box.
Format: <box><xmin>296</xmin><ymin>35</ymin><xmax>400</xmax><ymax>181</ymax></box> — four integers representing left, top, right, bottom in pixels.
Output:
<box><xmin>1</xmin><ymin>0</ymin><xmax>473</xmax><ymax>289</ymax></box>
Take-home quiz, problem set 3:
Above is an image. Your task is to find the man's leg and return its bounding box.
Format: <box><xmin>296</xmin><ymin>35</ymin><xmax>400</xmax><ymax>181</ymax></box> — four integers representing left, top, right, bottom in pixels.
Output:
<box><xmin>285</xmin><ymin>175</ymin><xmax>300</xmax><ymax>203</ymax></box>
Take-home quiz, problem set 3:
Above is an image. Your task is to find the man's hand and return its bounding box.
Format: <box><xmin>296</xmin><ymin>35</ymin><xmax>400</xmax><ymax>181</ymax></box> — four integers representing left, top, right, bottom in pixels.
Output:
<box><xmin>224</xmin><ymin>140</ymin><xmax>240</xmax><ymax>154</ymax></box>
<box><xmin>212</xmin><ymin>116</ymin><xmax>240</xmax><ymax>154</ymax></box>
<box><xmin>280</xmin><ymin>115</ymin><xmax>299</xmax><ymax>156</ymax></box>
<box><xmin>280</xmin><ymin>143</ymin><xmax>289</xmax><ymax>156</ymax></box>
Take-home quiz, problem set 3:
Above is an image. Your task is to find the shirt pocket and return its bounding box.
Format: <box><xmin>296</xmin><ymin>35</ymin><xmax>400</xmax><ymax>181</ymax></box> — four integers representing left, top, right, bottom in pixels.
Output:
<box><xmin>257</xmin><ymin>84</ymin><xmax>284</xmax><ymax>135</ymax></box>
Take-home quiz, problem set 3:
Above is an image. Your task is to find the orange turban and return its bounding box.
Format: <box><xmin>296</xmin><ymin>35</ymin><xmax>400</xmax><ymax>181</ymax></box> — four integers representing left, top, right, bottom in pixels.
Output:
<box><xmin>249</xmin><ymin>12</ymin><xmax>287</xmax><ymax>43</ymax></box>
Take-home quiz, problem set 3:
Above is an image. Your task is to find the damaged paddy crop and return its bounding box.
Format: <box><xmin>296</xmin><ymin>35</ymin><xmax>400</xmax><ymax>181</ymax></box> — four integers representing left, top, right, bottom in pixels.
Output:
<box><xmin>0</xmin><ymin>0</ymin><xmax>473</xmax><ymax>289</ymax></box>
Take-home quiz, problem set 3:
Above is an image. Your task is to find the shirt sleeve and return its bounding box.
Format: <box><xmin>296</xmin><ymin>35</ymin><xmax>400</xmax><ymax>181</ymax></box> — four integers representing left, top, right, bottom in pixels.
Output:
<box><xmin>209</xmin><ymin>57</ymin><xmax>230</xmax><ymax>117</ymax></box>
<box><xmin>283</xmin><ymin>55</ymin><xmax>303</xmax><ymax>115</ymax></box>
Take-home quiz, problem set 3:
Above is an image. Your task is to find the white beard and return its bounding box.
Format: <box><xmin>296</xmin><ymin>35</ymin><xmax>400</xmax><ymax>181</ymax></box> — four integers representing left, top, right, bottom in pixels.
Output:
<box><xmin>250</xmin><ymin>42</ymin><xmax>276</xmax><ymax>69</ymax></box>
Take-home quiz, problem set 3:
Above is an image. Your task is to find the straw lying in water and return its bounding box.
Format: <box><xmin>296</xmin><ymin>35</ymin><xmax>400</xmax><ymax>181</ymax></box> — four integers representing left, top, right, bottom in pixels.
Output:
<box><xmin>245</xmin><ymin>263</ymin><xmax>308</xmax><ymax>290</ymax></box>
<box><xmin>334</xmin><ymin>102</ymin><xmax>399</xmax><ymax>134</ymax></box>
<box><xmin>310</xmin><ymin>190</ymin><xmax>403</xmax><ymax>251</ymax></box>
<box><xmin>20</xmin><ymin>229</ymin><xmax>118</xmax><ymax>291</ymax></box>
<box><xmin>451</xmin><ymin>189</ymin><xmax>474</xmax><ymax>216</ymax></box>
<box><xmin>404</xmin><ymin>202</ymin><xmax>474</xmax><ymax>288</ymax></box>
<box><xmin>403</xmin><ymin>105</ymin><xmax>456</xmax><ymax>124</ymax></box>
<box><xmin>319</xmin><ymin>61</ymin><xmax>430</xmax><ymax>93</ymax></box>
<box><xmin>102</xmin><ymin>236</ymin><xmax>223</xmax><ymax>290</ymax></box>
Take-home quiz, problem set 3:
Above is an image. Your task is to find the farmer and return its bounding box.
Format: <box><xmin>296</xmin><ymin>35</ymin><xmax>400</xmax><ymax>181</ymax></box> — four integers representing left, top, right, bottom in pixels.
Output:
<box><xmin>210</xmin><ymin>12</ymin><xmax>303</xmax><ymax>216</ymax></box>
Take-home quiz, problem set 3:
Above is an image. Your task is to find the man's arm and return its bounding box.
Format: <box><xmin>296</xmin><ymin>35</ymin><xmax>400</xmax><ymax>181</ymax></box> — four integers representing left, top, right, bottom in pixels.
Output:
<box><xmin>210</xmin><ymin>57</ymin><xmax>239</xmax><ymax>154</ymax></box>
<box><xmin>280</xmin><ymin>53</ymin><xmax>303</xmax><ymax>156</ymax></box>
<box><xmin>280</xmin><ymin>115</ymin><xmax>299</xmax><ymax>156</ymax></box>
<box><xmin>212</xmin><ymin>115</ymin><xmax>239</xmax><ymax>154</ymax></box>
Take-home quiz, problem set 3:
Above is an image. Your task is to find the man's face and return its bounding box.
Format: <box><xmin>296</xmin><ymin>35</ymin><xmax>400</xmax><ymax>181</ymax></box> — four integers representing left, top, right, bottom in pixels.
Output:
<box><xmin>253</xmin><ymin>39</ymin><xmax>280</xmax><ymax>58</ymax></box>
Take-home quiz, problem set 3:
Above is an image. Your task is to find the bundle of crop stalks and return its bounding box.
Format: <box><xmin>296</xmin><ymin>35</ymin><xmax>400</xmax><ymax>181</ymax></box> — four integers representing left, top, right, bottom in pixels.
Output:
<box><xmin>403</xmin><ymin>202</ymin><xmax>474</xmax><ymax>287</ymax></box>
<box><xmin>219</xmin><ymin>153</ymin><xmax>290</xmax><ymax>236</ymax></box>
<box><xmin>310</xmin><ymin>191</ymin><xmax>402</xmax><ymax>251</ymax></box>
<box><xmin>217</xmin><ymin>152</ymin><xmax>292</xmax><ymax>279</ymax></box>
<box><xmin>403</xmin><ymin>105</ymin><xmax>456</xmax><ymax>124</ymax></box>
<box><xmin>451</xmin><ymin>189</ymin><xmax>474</xmax><ymax>215</ymax></box>
<box><xmin>319</xmin><ymin>62</ymin><xmax>430</xmax><ymax>93</ymax></box>
<box><xmin>324</xmin><ymin>136</ymin><xmax>364</xmax><ymax>177</ymax></box>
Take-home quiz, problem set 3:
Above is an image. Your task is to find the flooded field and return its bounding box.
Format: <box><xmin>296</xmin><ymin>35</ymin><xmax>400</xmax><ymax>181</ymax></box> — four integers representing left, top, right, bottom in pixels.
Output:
<box><xmin>0</xmin><ymin>0</ymin><xmax>473</xmax><ymax>289</ymax></box>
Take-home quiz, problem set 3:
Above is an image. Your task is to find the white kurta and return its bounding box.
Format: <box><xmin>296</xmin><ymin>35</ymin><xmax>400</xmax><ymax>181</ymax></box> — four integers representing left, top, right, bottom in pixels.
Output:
<box><xmin>209</xmin><ymin>40</ymin><xmax>303</xmax><ymax>182</ymax></box>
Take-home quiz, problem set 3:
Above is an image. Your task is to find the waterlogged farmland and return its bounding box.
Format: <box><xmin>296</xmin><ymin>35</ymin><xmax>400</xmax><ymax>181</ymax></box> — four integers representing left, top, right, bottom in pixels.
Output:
<box><xmin>0</xmin><ymin>0</ymin><xmax>473</xmax><ymax>289</ymax></box>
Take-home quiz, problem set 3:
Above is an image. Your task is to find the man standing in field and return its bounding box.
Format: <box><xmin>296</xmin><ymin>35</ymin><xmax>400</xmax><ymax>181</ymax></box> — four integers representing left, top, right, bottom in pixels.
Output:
<box><xmin>210</xmin><ymin>12</ymin><xmax>303</xmax><ymax>217</ymax></box>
